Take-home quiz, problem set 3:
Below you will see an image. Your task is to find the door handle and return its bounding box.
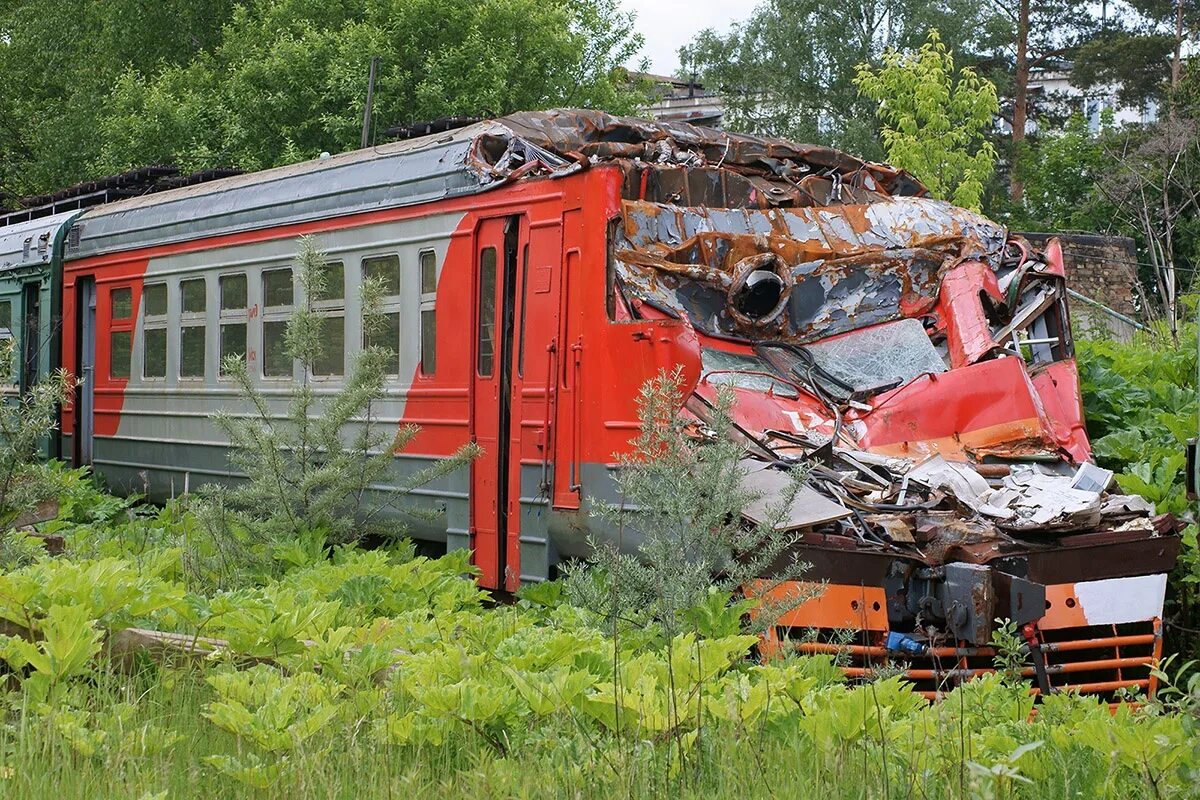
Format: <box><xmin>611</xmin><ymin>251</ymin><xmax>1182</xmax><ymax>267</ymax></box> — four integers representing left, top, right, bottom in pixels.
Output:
<box><xmin>569</xmin><ymin>337</ymin><xmax>583</xmax><ymax>492</ymax></box>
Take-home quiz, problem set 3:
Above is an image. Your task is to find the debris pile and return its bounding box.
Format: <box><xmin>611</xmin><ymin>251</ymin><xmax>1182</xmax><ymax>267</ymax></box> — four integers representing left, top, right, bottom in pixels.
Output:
<box><xmin>735</xmin><ymin>439</ymin><xmax>1173</xmax><ymax>569</ymax></box>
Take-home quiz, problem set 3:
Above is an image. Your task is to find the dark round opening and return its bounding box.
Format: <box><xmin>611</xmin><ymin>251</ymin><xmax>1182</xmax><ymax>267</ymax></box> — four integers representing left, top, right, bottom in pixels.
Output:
<box><xmin>732</xmin><ymin>269</ymin><xmax>785</xmax><ymax>320</ymax></box>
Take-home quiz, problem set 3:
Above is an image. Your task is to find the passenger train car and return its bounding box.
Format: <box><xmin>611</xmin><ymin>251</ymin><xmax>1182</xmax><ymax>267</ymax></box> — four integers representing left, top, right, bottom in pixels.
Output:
<box><xmin>0</xmin><ymin>110</ymin><xmax>1181</xmax><ymax>697</ymax></box>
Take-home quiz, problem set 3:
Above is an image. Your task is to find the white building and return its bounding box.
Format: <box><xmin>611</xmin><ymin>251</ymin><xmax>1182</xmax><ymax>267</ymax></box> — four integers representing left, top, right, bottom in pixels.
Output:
<box><xmin>1024</xmin><ymin>64</ymin><xmax>1159</xmax><ymax>133</ymax></box>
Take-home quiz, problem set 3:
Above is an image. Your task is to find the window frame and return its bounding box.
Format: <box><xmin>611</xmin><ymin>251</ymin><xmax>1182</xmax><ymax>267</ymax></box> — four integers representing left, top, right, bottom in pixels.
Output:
<box><xmin>418</xmin><ymin>249</ymin><xmax>437</xmax><ymax>377</ymax></box>
<box><xmin>477</xmin><ymin>246</ymin><xmax>497</xmax><ymax>378</ymax></box>
<box><xmin>141</xmin><ymin>282</ymin><xmax>168</xmax><ymax>381</ymax></box>
<box><xmin>107</xmin><ymin>283</ymin><xmax>136</xmax><ymax>381</ymax></box>
<box><xmin>178</xmin><ymin>277</ymin><xmax>207</xmax><ymax>381</ymax></box>
<box><xmin>261</xmin><ymin>267</ymin><xmax>294</xmax><ymax>380</ymax></box>
<box><xmin>361</xmin><ymin>253</ymin><xmax>403</xmax><ymax>378</ymax></box>
<box><xmin>218</xmin><ymin>272</ymin><xmax>250</xmax><ymax>379</ymax></box>
<box><xmin>310</xmin><ymin>260</ymin><xmax>346</xmax><ymax>379</ymax></box>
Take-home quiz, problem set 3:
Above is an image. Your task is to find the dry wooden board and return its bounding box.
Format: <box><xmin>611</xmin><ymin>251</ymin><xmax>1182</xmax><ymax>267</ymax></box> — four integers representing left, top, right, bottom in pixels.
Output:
<box><xmin>739</xmin><ymin>459</ymin><xmax>851</xmax><ymax>530</ymax></box>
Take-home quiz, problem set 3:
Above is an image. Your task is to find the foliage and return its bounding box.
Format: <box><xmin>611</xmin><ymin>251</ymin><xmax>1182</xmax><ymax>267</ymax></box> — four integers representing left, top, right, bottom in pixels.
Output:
<box><xmin>855</xmin><ymin>30</ymin><xmax>999</xmax><ymax>210</ymax></box>
<box><xmin>93</xmin><ymin>0</ymin><xmax>645</xmax><ymax>178</ymax></box>
<box><xmin>680</xmin><ymin>0</ymin><xmax>1005</xmax><ymax>159</ymax></box>
<box><xmin>0</xmin><ymin>338</ymin><xmax>77</xmax><ymax>567</ymax></box>
<box><xmin>198</xmin><ymin>236</ymin><xmax>478</xmax><ymax>583</ymax></box>
<box><xmin>0</xmin><ymin>0</ymin><xmax>236</xmax><ymax>201</ymax></box>
<box><xmin>0</xmin><ymin>0</ymin><xmax>645</xmax><ymax>200</ymax></box>
<box><xmin>1072</xmin><ymin>0</ymin><xmax>1200</xmax><ymax>113</ymax></box>
<box><xmin>0</xmin><ymin>339</ymin><xmax>76</xmax><ymax>520</ymax></box>
<box><xmin>1076</xmin><ymin>315</ymin><xmax>1198</xmax><ymax>657</ymax></box>
<box><xmin>563</xmin><ymin>367</ymin><xmax>809</xmax><ymax>641</ymax></box>
<box><xmin>1094</xmin><ymin>119</ymin><xmax>1200</xmax><ymax>335</ymax></box>
<box><xmin>1010</xmin><ymin>112</ymin><xmax>1119</xmax><ymax>232</ymax></box>
<box><xmin>0</xmin><ymin>523</ymin><xmax>1198</xmax><ymax>797</ymax></box>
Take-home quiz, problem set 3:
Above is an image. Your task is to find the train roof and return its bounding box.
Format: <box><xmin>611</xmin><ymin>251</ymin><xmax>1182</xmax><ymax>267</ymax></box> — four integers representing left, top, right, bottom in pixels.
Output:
<box><xmin>0</xmin><ymin>211</ymin><xmax>81</xmax><ymax>274</ymax></box>
<box><xmin>67</xmin><ymin>109</ymin><xmax>929</xmax><ymax>260</ymax></box>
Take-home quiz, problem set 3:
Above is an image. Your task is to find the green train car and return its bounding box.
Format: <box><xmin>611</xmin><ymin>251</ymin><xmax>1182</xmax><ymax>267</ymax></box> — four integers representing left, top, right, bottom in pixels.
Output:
<box><xmin>0</xmin><ymin>211</ymin><xmax>80</xmax><ymax>458</ymax></box>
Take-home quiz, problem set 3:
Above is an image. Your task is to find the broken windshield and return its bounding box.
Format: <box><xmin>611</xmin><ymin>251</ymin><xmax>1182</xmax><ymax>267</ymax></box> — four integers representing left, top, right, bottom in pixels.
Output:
<box><xmin>758</xmin><ymin>318</ymin><xmax>946</xmax><ymax>398</ymax></box>
<box><xmin>700</xmin><ymin>347</ymin><xmax>799</xmax><ymax>398</ymax></box>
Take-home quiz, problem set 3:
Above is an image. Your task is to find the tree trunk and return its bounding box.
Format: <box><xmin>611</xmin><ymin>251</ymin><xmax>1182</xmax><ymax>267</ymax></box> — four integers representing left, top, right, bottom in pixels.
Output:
<box><xmin>1010</xmin><ymin>0</ymin><xmax>1031</xmax><ymax>203</ymax></box>
<box><xmin>1173</xmin><ymin>0</ymin><xmax>1184</xmax><ymax>89</ymax></box>
<box><xmin>1170</xmin><ymin>0</ymin><xmax>1184</xmax><ymax>121</ymax></box>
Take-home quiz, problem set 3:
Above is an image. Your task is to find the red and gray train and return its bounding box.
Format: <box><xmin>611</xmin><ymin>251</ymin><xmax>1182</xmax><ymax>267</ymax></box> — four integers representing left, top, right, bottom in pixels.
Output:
<box><xmin>0</xmin><ymin>110</ymin><xmax>1180</xmax><ymax>697</ymax></box>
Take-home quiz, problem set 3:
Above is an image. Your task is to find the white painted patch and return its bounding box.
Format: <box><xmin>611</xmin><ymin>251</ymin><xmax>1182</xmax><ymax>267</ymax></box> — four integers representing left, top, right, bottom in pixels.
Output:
<box><xmin>1074</xmin><ymin>573</ymin><xmax>1167</xmax><ymax>626</ymax></box>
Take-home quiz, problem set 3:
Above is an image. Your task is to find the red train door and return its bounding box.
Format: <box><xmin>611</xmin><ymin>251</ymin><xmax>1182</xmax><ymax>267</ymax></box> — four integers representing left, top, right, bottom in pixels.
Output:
<box><xmin>471</xmin><ymin>215</ymin><xmax>527</xmax><ymax>589</ymax></box>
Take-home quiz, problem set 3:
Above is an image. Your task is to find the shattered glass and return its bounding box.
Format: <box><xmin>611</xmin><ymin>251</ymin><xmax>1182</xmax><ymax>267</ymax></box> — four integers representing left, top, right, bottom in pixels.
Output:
<box><xmin>700</xmin><ymin>348</ymin><xmax>798</xmax><ymax>398</ymax></box>
<box><xmin>799</xmin><ymin>318</ymin><xmax>946</xmax><ymax>395</ymax></box>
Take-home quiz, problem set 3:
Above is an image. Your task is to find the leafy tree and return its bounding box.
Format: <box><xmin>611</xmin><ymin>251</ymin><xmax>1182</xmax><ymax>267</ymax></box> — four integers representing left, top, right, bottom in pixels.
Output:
<box><xmin>1072</xmin><ymin>1</ymin><xmax>1200</xmax><ymax>117</ymax></box>
<box><xmin>1011</xmin><ymin>112</ymin><xmax>1117</xmax><ymax>231</ymax></box>
<box><xmin>0</xmin><ymin>0</ymin><xmax>236</xmax><ymax>203</ymax></box>
<box><xmin>1094</xmin><ymin>119</ymin><xmax>1200</xmax><ymax>336</ymax></box>
<box><xmin>94</xmin><ymin>0</ymin><xmax>645</xmax><ymax>176</ymax></box>
<box><xmin>0</xmin><ymin>338</ymin><xmax>76</xmax><ymax>567</ymax></box>
<box><xmin>680</xmin><ymin>0</ymin><xmax>1005</xmax><ymax>158</ymax></box>
<box><xmin>0</xmin><ymin>0</ymin><xmax>644</xmax><ymax>200</ymax></box>
<box><xmin>855</xmin><ymin>31</ymin><xmax>999</xmax><ymax>210</ymax></box>
<box><xmin>983</xmin><ymin>0</ymin><xmax>1127</xmax><ymax>204</ymax></box>
<box><xmin>564</xmin><ymin>367</ymin><xmax>810</xmax><ymax>641</ymax></box>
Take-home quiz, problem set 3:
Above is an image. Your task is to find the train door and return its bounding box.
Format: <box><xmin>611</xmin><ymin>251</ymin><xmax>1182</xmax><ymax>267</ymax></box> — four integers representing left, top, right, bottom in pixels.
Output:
<box><xmin>20</xmin><ymin>282</ymin><xmax>40</xmax><ymax>392</ymax></box>
<box><xmin>471</xmin><ymin>215</ymin><xmax>526</xmax><ymax>589</ymax></box>
<box><xmin>74</xmin><ymin>277</ymin><xmax>96</xmax><ymax>465</ymax></box>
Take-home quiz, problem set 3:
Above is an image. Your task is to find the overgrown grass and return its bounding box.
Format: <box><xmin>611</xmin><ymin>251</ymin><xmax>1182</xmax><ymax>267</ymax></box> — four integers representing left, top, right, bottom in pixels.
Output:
<box><xmin>0</xmin><ymin>496</ymin><xmax>1197</xmax><ymax>799</ymax></box>
<box><xmin>1</xmin><ymin>650</ymin><xmax>1197</xmax><ymax>799</ymax></box>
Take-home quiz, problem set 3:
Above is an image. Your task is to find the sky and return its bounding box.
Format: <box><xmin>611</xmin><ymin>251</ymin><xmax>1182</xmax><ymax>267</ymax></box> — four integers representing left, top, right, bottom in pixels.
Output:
<box><xmin>616</xmin><ymin>1</ymin><xmax>751</xmax><ymax>77</ymax></box>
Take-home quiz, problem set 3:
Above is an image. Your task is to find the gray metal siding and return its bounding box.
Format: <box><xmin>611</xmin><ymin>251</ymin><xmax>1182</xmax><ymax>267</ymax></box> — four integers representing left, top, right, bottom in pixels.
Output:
<box><xmin>89</xmin><ymin>213</ymin><xmax>473</xmax><ymax>548</ymax></box>
<box><xmin>68</xmin><ymin>123</ymin><xmax>503</xmax><ymax>259</ymax></box>
<box><xmin>0</xmin><ymin>212</ymin><xmax>79</xmax><ymax>273</ymax></box>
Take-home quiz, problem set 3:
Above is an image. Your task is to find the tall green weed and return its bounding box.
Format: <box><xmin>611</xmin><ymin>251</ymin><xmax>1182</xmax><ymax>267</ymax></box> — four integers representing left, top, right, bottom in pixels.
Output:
<box><xmin>1077</xmin><ymin>312</ymin><xmax>1198</xmax><ymax>656</ymax></box>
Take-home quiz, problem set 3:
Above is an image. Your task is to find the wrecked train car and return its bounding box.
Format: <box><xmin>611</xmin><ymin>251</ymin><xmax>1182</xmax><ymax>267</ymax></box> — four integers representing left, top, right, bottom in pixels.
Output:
<box><xmin>0</xmin><ymin>109</ymin><xmax>1179</xmax><ymax>698</ymax></box>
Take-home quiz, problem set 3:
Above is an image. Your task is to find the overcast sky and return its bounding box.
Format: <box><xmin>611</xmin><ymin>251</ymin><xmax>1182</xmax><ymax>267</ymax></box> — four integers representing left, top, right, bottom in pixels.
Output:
<box><xmin>616</xmin><ymin>1</ymin><xmax>751</xmax><ymax>77</ymax></box>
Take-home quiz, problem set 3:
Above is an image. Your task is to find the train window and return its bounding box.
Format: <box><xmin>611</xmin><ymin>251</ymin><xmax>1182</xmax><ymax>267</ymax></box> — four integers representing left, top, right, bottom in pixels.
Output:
<box><xmin>144</xmin><ymin>283</ymin><xmax>167</xmax><ymax>316</ymax></box>
<box><xmin>220</xmin><ymin>274</ymin><xmax>247</xmax><ymax>310</ymax></box>
<box><xmin>220</xmin><ymin>323</ymin><xmax>247</xmax><ymax>376</ymax></box>
<box><xmin>477</xmin><ymin>247</ymin><xmax>496</xmax><ymax>376</ymax></box>
<box><xmin>363</xmin><ymin>255</ymin><xmax>400</xmax><ymax>296</ymax></box>
<box><xmin>308</xmin><ymin>260</ymin><xmax>344</xmax><ymax>377</ymax></box>
<box><xmin>365</xmin><ymin>312</ymin><xmax>401</xmax><ymax>375</ymax></box>
<box><xmin>263</xmin><ymin>320</ymin><xmax>291</xmax><ymax>378</ymax></box>
<box><xmin>314</xmin><ymin>261</ymin><xmax>345</xmax><ymax>302</ymax></box>
<box><xmin>420</xmin><ymin>251</ymin><xmax>437</xmax><ymax>294</ymax></box>
<box><xmin>218</xmin><ymin>274</ymin><xmax>249</xmax><ymax>377</ymax></box>
<box><xmin>263</xmin><ymin>269</ymin><xmax>294</xmax><ymax>308</ymax></box>
<box><xmin>109</xmin><ymin>330</ymin><xmax>131</xmax><ymax>379</ymax></box>
<box><xmin>111</xmin><ymin>287</ymin><xmax>133</xmax><ymax>320</ymax></box>
<box><xmin>312</xmin><ymin>316</ymin><xmax>345</xmax><ymax>376</ymax></box>
<box><xmin>420</xmin><ymin>310</ymin><xmax>436</xmax><ymax>375</ymax></box>
<box><xmin>419</xmin><ymin>250</ymin><xmax>437</xmax><ymax>375</ymax></box>
<box><xmin>180</xmin><ymin>325</ymin><xmax>206</xmax><ymax>378</ymax></box>
<box><xmin>0</xmin><ymin>301</ymin><xmax>10</xmax><ymax>333</ymax></box>
<box><xmin>143</xmin><ymin>328</ymin><xmax>167</xmax><ymax>379</ymax></box>
<box><xmin>181</xmin><ymin>278</ymin><xmax>206</xmax><ymax>313</ymax></box>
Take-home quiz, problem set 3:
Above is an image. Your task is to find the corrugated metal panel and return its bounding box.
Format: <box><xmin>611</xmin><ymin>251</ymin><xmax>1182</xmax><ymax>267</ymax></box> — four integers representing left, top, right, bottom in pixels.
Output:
<box><xmin>70</xmin><ymin>121</ymin><xmax>505</xmax><ymax>259</ymax></box>
<box><xmin>0</xmin><ymin>212</ymin><xmax>80</xmax><ymax>273</ymax></box>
